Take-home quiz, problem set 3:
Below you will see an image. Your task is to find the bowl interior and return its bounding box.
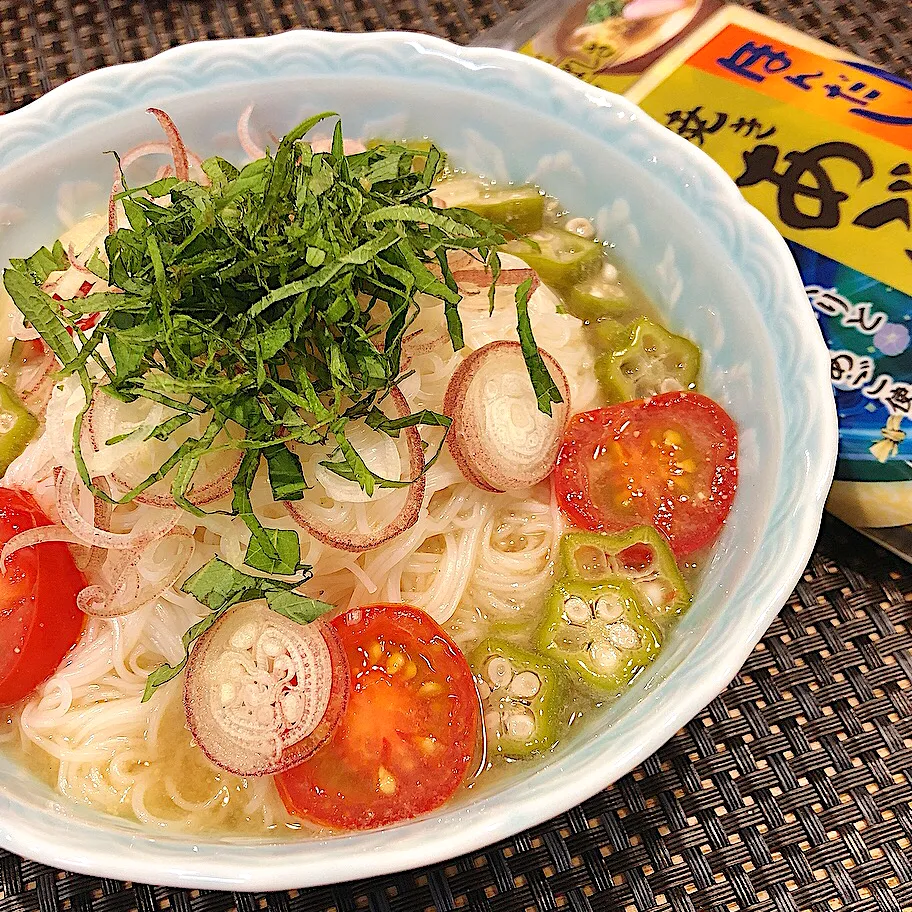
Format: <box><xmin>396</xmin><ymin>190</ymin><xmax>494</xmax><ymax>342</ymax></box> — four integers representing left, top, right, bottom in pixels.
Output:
<box><xmin>0</xmin><ymin>33</ymin><xmax>829</xmax><ymax>890</ymax></box>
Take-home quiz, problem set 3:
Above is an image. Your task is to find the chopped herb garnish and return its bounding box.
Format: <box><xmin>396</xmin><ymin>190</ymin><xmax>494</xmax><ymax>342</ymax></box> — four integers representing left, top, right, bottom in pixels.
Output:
<box><xmin>140</xmin><ymin>558</ymin><xmax>335</xmax><ymax>700</ymax></box>
<box><xmin>2</xmin><ymin>112</ymin><xmax>558</xmax><ymax>696</ymax></box>
<box><xmin>515</xmin><ymin>277</ymin><xmax>564</xmax><ymax>416</ymax></box>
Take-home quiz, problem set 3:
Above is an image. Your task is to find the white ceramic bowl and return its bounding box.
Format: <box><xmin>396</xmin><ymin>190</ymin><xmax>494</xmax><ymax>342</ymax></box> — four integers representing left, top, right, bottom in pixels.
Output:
<box><xmin>0</xmin><ymin>30</ymin><xmax>837</xmax><ymax>890</ymax></box>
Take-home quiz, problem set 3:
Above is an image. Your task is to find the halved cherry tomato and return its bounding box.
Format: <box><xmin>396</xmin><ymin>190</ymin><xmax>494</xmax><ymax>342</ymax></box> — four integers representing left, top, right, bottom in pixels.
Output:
<box><xmin>0</xmin><ymin>488</ymin><xmax>86</xmax><ymax>705</ymax></box>
<box><xmin>554</xmin><ymin>392</ymin><xmax>738</xmax><ymax>558</ymax></box>
<box><xmin>276</xmin><ymin>604</ymin><xmax>480</xmax><ymax>831</ymax></box>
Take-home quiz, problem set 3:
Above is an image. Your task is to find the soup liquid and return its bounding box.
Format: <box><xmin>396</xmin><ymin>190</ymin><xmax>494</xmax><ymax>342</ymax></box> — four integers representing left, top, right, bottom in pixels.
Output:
<box><xmin>0</xmin><ymin>181</ymin><xmax>703</xmax><ymax>836</ymax></box>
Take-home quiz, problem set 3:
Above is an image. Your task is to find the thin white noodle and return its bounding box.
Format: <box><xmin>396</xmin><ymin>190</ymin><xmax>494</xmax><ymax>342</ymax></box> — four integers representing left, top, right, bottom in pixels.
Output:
<box><xmin>4</xmin><ymin>208</ymin><xmax>600</xmax><ymax>834</ymax></box>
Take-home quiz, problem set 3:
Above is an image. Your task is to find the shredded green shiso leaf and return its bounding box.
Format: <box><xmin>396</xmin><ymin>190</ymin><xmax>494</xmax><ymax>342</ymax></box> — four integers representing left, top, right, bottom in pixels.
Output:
<box><xmin>2</xmin><ymin>112</ymin><xmax>563</xmax><ymax>696</ymax></box>
<box><xmin>142</xmin><ymin>558</ymin><xmax>336</xmax><ymax>701</ymax></box>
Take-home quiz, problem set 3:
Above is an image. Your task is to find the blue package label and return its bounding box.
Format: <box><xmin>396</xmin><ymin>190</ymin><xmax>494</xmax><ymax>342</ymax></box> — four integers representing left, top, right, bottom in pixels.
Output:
<box><xmin>793</xmin><ymin>239</ymin><xmax>912</xmax><ymax>483</ymax></box>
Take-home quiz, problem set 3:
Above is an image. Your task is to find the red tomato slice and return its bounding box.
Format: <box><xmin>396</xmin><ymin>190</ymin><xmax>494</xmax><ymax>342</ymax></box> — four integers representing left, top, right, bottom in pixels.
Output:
<box><xmin>0</xmin><ymin>488</ymin><xmax>86</xmax><ymax>705</ymax></box>
<box><xmin>554</xmin><ymin>392</ymin><xmax>738</xmax><ymax>557</ymax></box>
<box><xmin>276</xmin><ymin>604</ymin><xmax>480</xmax><ymax>831</ymax></box>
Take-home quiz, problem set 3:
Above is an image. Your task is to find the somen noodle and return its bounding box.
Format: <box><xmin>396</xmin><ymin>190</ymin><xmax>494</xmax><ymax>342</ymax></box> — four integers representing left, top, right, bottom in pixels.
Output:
<box><xmin>0</xmin><ymin>109</ymin><xmax>736</xmax><ymax>834</ymax></box>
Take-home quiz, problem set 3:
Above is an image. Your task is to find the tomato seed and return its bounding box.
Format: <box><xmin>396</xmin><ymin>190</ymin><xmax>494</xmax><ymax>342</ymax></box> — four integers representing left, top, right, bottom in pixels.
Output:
<box><xmin>378</xmin><ymin>766</ymin><xmax>396</xmax><ymax>795</ymax></box>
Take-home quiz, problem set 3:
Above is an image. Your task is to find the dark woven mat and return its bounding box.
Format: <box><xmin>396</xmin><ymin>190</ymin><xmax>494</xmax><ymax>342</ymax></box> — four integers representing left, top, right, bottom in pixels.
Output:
<box><xmin>1</xmin><ymin>1</ymin><xmax>912</xmax><ymax>910</ymax></box>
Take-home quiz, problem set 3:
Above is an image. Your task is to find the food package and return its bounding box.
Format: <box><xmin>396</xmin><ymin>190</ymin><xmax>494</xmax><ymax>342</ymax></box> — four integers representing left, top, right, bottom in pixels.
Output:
<box><xmin>472</xmin><ymin>0</ymin><xmax>726</xmax><ymax>95</ymax></box>
<box><xmin>475</xmin><ymin>3</ymin><xmax>912</xmax><ymax>562</ymax></box>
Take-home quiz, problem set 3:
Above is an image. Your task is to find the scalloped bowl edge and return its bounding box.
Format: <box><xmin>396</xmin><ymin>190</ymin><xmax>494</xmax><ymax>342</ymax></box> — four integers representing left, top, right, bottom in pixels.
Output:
<box><xmin>0</xmin><ymin>30</ymin><xmax>838</xmax><ymax>891</ymax></box>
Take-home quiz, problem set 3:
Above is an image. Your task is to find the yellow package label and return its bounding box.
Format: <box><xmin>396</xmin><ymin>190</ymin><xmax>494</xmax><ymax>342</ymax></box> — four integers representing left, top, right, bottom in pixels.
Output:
<box><xmin>634</xmin><ymin>22</ymin><xmax>912</xmax><ymax>297</ymax></box>
<box><xmin>629</xmin><ymin>16</ymin><xmax>912</xmax><ymax>537</ymax></box>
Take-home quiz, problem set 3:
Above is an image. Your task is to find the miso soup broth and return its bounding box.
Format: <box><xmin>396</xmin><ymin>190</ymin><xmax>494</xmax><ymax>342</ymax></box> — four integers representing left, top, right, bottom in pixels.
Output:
<box><xmin>0</xmin><ymin>111</ymin><xmax>737</xmax><ymax>834</ymax></box>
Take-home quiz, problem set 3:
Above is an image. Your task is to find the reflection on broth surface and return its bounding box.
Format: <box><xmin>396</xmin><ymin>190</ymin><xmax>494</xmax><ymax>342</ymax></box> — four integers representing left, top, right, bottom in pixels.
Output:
<box><xmin>0</xmin><ymin>110</ymin><xmax>735</xmax><ymax>834</ymax></box>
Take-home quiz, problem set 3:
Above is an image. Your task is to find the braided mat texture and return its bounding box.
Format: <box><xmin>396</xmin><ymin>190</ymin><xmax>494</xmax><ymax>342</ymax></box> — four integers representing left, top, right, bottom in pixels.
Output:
<box><xmin>1</xmin><ymin>1</ymin><xmax>911</xmax><ymax>910</ymax></box>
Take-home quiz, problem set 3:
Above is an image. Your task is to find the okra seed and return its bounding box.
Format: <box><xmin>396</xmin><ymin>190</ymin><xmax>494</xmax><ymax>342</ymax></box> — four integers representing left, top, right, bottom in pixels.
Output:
<box><xmin>477</xmin><ymin>679</ymin><xmax>492</xmax><ymax>700</ymax></box>
<box><xmin>601</xmin><ymin>262</ymin><xmax>619</xmax><ymax>283</ymax></box>
<box><xmin>565</xmin><ymin>217</ymin><xmax>595</xmax><ymax>239</ymax></box>
<box><xmin>563</xmin><ymin>595</ymin><xmax>591</xmax><ymax>624</ymax></box>
<box><xmin>640</xmin><ymin>579</ymin><xmax>668</xmax><ymax>608</ymax></box>
<box><xmin>486</xmin><ymin>656</ymin><xmax>513</xmax><ymax>688</ymax></box>
<box><xmin>607</xmin><ymin>622</ymin><xmax>641</xmax><ymax>650</ymax></box>
<box><xmin>484</xmin><ymin>710</ymin><xmax>502</xmax><ymax>735</ymax></box>
<box><xmin>589</xmin><ymin>643</ymin><xmax>620</xmax><ymax>672</ymax></box>
<box><xmin>594</xmin><ymin>594</ymin><xmax>624</xmax><ymax>621</ymax></box>
<box><xmin>509</xmin><ymin>671</ymin><xmax>541</xmax><ymax>698</ymax></box>
<box><xmin>571</xmin><ymin>545</ymin><xmax>609</xmax><ymax>579</ymax></box>
<box><xmin>505</xmin><ymin>709</ymin><xmax>536</xmax><ymax>740</ymax></box>
<box><xmin>589</xmin><ymin>642</ymin><xmax>620</xmax><ymax>673</ymax></box>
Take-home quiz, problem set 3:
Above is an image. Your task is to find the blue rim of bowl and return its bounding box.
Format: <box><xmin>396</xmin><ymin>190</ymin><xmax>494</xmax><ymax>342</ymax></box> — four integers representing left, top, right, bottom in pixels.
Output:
<box><xmin>0</xmin><ymin>29</ymin><xmax>838</xmax><ymax>890</ymax></box>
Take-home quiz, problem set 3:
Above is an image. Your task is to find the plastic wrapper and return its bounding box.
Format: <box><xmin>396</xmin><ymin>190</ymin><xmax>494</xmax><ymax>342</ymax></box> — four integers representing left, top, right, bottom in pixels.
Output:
<box><xmin>475</xmin><ymin>3</ymin><xmax>912</xmax><ymax>561</ymax></box>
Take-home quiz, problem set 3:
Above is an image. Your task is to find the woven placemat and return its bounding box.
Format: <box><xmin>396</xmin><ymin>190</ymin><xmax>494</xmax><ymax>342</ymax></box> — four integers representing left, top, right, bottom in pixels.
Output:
<box><xmin>1</xmin><ymin>1</ymin><xmax>912</xmax><ymax>911</ymax></box>
<box><xmin>0</xmin><ymin>516</ymin><xmax>909</xmax><ymax>911</ymax></box>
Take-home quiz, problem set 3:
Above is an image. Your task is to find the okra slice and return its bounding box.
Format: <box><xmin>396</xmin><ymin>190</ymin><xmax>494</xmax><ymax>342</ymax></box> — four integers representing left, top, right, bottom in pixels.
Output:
<box><xmin>0</xmin><ymin>382</ymin><xmax>37</xmax><ymax>474</ymax></box>
<box><xmin>566</xmin><ymin>273</ymin><xmax>631</xmax><ymax>322</ymax></box>
<box><xmin>471</xmin><ymin>639</ymin><xmax>565</xmax><ymax>758</ymax></box>
<box><xmin>503</xmin><ymin>227</ymin><xmax>602</xmax><ymax>290</ymax></box>
<box><xmin>589</xmin><ymin>317</ymin><xmax>627</xmax><ymax>352</ymax></box>
<box><xmin>595</xmin><ymin>316</ymin><xmax>700</xmax><ymax>404</ymax></box>
<box><xmin>431</xmin><ymin>177</ymin><xmax>544</xmax><ymax>235</ymax></box>
<box><xmin>455</xmin><ymin>186</ymin><xmax>545</xmax><ymax>235</ymax></box>
<box><xmin>559</xmin><ymin>526</ymin><xmax>691</xmax><ymax>619</ymax></box>
<box><xmin>537</xmin><ymin>579</ymin><xmax>662</xmax><ymax>691</ymax></box>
